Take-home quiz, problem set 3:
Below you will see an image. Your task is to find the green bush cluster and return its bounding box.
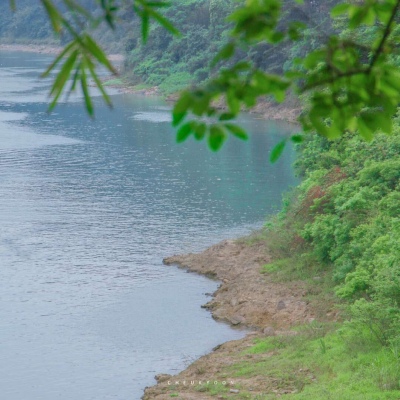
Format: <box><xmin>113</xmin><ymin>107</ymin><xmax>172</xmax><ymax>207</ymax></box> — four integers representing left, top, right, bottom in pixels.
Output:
<box><xmin>268</xmin><ymin>121</ymin><xmax>400</xmax><ymax>349</ymax></box>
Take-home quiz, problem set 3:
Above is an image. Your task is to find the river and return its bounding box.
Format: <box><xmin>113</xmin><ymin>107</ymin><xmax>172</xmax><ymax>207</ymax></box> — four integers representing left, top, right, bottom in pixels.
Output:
<box><xmin>0</xmin><ymin>51</ymin><xmax>297</xmax><ymax>399</ymax></box>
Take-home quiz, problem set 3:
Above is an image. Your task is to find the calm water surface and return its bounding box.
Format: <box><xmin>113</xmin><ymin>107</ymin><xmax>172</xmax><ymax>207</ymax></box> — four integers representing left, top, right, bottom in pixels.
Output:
<box><xmin>0</xmin><ymin>51</ymin><xmax>297</xmax><ymax>399</ymax></box>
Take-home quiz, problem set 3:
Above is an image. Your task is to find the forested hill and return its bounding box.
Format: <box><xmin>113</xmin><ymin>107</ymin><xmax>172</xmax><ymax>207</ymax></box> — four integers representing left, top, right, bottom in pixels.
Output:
<box><xmin>1</xmin><ymin>0</ymin><xmax>54</xmax><ymax>43</ymax></box>
<box><xmin>123</xmin><ymin>0</ymin><xmax>340</xmax><ymax>93</ymax></box>
<box><xmin>2</xmin><ymin>0</ymin><xmax>340</xmax><ymax>92</ymax></box>
<box><xmin>0</xmin><ymin>0</ymin><xmax>130</xmax><ymax>52</ymax></box>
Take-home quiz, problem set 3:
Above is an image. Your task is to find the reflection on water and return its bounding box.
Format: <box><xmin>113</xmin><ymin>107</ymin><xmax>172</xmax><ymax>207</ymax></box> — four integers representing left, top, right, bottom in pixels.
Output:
<box><xmin>0</xmin><ymin>51</ymin><xmax>298</xmax><ymax>399</ymax></box>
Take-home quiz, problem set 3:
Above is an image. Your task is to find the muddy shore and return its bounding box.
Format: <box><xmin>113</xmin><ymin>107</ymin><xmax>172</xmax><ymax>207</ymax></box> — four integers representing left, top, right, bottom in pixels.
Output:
<box><xmin>142</xmin><ymin>239</ymin><xmax>315</xmax><ymax>400</ymax></box>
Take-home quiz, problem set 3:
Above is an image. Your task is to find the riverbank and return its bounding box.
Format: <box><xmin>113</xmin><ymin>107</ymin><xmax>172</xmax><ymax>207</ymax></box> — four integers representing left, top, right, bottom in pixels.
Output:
<box><xmin>102</xmin><ymin>80</ymin><xmax>302</xmax><ymax>123</ymax></box>
<box><xmin>0</xmin><ymin>43</ymin><xmax>124</xmax><ymax>62</ymax></box>
<box><xmin>142</xmin><ymin>238</ymin><xmax>333</xmax><ymax>399</ymax></box>
<box><xmin>142</xmin><ymin>231</ymin><xmax>400</xmax><ymax>399</ymax></box>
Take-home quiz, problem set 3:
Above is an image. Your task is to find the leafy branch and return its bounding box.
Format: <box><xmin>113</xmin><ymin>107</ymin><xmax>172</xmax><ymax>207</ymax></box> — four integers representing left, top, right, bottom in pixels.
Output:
<box><xmin>171</xmin><ymin>0</ymin><xmax>400</xmax><ymax>160</ymax></box>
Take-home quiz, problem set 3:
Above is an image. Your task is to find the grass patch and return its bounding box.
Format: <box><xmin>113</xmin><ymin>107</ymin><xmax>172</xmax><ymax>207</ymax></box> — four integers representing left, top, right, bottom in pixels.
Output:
<box><xmin>103</xmin><ymin>78</ymin><xmax>124</xmax><ymax>86</ymax></box>
<box><xmin>222</xmin><ymin>324</ymin><xmax>400</xmax><ymax>399</ymax></box>
<box><xmin>195</xmin><ymin>381</ymin><xmax>231</xmax><ymax>395</ymax></box>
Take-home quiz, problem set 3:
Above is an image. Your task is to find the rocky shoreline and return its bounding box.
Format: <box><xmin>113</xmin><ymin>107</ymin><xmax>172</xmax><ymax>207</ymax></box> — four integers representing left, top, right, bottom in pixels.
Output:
<box><xmin>142</xmin><ymin>239</ymin><xmax>315</xmax><ymax>399</ymax></box>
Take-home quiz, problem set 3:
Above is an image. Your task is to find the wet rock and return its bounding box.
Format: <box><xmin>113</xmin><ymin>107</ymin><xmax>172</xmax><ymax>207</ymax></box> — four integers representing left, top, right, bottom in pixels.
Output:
<box><xmin>263</xmin><ymin>326</ymin><xmax>276</xmax><ymax>336</ymax></box>
<box><xmin>230</xmin><ymin>315</ymin><xmax>245</xmax><ymax>325</ymax></box>
<box><xmin>230</xmin><ymin>298</ymin><xmax>238</xmax><ymax>307</ymax></box>
<box><xmin>155</xmin><ymin>374</ymin><xmax>171</xmax><ymax>383</ymax></box>
<box><xmin>277</xmin><ymin>300</ymin><xmax>286</xmax><ymax>310</ymax></box>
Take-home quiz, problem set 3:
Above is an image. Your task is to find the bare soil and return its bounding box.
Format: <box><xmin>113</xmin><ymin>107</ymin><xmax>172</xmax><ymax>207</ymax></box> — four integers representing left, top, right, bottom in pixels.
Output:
<box><xmin>142</xmin><ymin>239</ymin><xmax>315</xmax><ymax>399</ymax></box>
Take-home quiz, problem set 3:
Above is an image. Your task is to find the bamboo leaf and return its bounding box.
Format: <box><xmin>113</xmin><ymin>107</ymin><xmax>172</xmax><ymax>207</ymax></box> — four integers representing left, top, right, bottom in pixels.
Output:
<box><xmin>41</xmin><ymin>0</ymin><xmax>63</xmax><ymax>33</ymax></box>
<box><xmin>86</xmin><ymin>63</ymin><xmax>113</xmax><ymax>108</ymax></box>
<box><xmin>148</xmin><ymin>9</ymin><xmax>180</xmax><ymax>36</ymax></box>
<box><xmin>270</xmin><ymin>140</ymin><xmax>286</xmax><ymax>163</ymax></box>
<box><xmin>47</xmin><ymin>49</ymin><xmax>78</xmax><ymax>111</ymax></box>
<box><xmin>80</xmin><ymin>64</ymin><xmax>94</xmax><ymax>116</ymax></box>
<box><xmin>41</xmin><ymin>41</ymin><xmax>76</xmax><ymax>78</ymax></box>
<box><xmin>142</xmin><ymin>12</ymin><xmax>149</xmax><ymax>42</ymax></box>
<box><xmin>84</xmin><ymin>34</ymin><xmax>117</xmax><ymax>74</ymax></box>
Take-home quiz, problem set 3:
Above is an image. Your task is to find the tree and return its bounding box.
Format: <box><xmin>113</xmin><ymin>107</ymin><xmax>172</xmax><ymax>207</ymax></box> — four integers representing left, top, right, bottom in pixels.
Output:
<box><xmin>8</xmin><ymin>0</ymin><xmax>400</xmax><ymax>160</ymax></box>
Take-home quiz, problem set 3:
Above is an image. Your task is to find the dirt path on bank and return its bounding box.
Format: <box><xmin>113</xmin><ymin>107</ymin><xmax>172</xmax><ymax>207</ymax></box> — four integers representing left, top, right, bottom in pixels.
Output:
<box><xmin>142</xmin><ymin>239</ymin><xmax>315</xmax><ymax>400</ymax></box>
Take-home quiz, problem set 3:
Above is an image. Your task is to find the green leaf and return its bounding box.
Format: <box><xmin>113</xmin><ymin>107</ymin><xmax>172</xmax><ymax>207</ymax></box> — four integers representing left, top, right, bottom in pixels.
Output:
<box><xmin>303</xmin><ymin>50</ymin><xmax>325</xmax><ymax>69</ymax></box>
<box><xmin>331</xmin><ymin>3</ymin><xmax>351</xmax><ymax>17</ymax></box>
<box><xmin>148</xmin><ymin>9</ymin><xmax>180</xmax><ymax>36</ymax></box>
<box><xmin>208</xmin><ymin>125</ymin><xmax>226</xmax><ymax>151</ymax></box>
<box><xmin>172</xmin><ymin>92</ymin><xmax>191</xmax><ymax>126</ymax></box>
<box><xmin>270</xmin><ymin>140</ymin><xmax>286</xmax><ymax>163</ymax></box>
<box><xmin>80</xmin><ymin>64</ymin><xmax>94</xmax><ymax>116</ymax></box>
<box><xmin>48</xmin><ymin>49</ymin><xmax>79</xmax><ymax>111</ymax></box>
<box><xmin>224</xmin><ymin>123</ymin><xmax>248</xmax><ymax>140</ymax></box>
<box><xmin>357</xmin><ymin>118</ymin><xmax>374</xmax><ymax>141</ymax></box>
<box><xmin>193</xmin><ymin>122</ymin><xmax>206</xmax><ymax>140</ymax></box>
<box><xmin>176</xmin><ymin>122</ymin><xmax>192</xmax><ymax>142</ymax></box>
<box><xmin>290</xmin><ymin>134</ymin><xmax>303</xmax><ymax>143</ymax></box>
<box><xmin>141</xmin><ymin>12</ymin><xmax>149</xmax><ymax>42</ymax></box>
<box><xmin>41</xmin><ymin>0</ymin><xmax>63</xmax><ymax>33</ymax></box>
<box><xmin>83</xmin><ymin>34</ymin><xmax>117</xmax><ymax>74</ymax></box>
<box><xmin>86</xmin><ymin>63</ymin><xmax>113</xmax><ymax>108</ymax></box>
<box><xmin>191</xmin><ymin>95</ymin><xmax>210</xmax><ymax>116</ymax></box>
<box><xmin>226</xmin><ymin>90</ymin><xmax>240</xmax><ymax>114</ymax></box>
<box><xmin>211</xmin><ymin>42</ymin><xmax>236</xmax><ymax>67</ymax></box>
<box><xmin>270</xmin><ymin>31</ymin><xmax>285</xmax><ymax>44</ymax></box>
<box><xmin>64</xmin><ymin>0</ymin><xmax>92</xmax><ymax>19</ymax></box>
<box><xmin>69</xmin><ymin>65</ymin><xmax>80</xmax><ymax>93</ymax></box>
<box><xmin>41</xmin><ymin>40</ymin><xmax>76</xmax><ymax>78</ymax></box>
<box><xmin>172</xmin><ymin>112</ymin><xmax>186</xmax><ymax>126</ymax></box>
<box><xmin>219</xmin><ymin>113</ymin><xmax>235</xmax><ymax>121</ymax></box>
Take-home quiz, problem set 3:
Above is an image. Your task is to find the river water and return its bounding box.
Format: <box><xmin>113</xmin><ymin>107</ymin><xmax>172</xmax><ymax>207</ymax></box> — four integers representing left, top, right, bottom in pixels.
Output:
<box><xmin>0</xmin><ymin>51</ymin><xmax>297</xmax><ymax>399</ymax></box>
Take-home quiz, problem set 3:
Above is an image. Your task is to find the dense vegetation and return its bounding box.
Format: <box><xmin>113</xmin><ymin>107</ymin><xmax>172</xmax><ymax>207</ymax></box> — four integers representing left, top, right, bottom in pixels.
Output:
<box><xmin>1</xmin><ymin>0</ymin><xmax>54</xmax><ymax>42</ymax></box>
<box><xmin>122</xmin><ymin>0</ymin><xmax>340</xmax><ymax>94</ymax></box>
<box><xmin>229</xmin><ymin>120</ymin><xmax>399</xmax><ymax>398</ymax></box>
